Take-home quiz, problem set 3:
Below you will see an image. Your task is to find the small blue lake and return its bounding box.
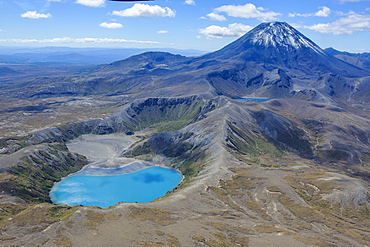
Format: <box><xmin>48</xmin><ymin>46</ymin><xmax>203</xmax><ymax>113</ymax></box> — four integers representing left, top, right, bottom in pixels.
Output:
<box><xmin>234</xmin><ymin>98</ymin><xmax>272</xmax><ymax>103</ymax></box>
<box><xmin>49</xmin><ymin>166</ymin><xmax>182</xmax><ymax>208</ymax></box>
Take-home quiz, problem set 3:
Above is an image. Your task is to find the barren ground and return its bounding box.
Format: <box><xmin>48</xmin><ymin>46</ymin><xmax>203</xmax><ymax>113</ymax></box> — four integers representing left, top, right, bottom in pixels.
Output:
<box><xmin>0</xmin><ymin>96</ymin><xmax>369</xmax><ymax>246</ymax></box>
<box><xmin>1</xmin><ymin>130</ymin><xmax>369</xmax><ymax>246</ymax></box>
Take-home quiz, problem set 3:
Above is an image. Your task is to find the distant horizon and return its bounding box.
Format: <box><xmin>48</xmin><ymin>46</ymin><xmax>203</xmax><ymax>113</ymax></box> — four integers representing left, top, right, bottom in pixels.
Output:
<box><xmin>0</xmin><ymin>39</ymin><xmax>368</xmax><ymax>55</ymax></box>
<box><xmin>0</xmin><ymin>45</ymin><xmax>208</xmax><ymax>65</ymax></box>
<box><xmin>0</xmin><ymin>45</ymin><xmax>208</xmax><ymax>52</ymax></box>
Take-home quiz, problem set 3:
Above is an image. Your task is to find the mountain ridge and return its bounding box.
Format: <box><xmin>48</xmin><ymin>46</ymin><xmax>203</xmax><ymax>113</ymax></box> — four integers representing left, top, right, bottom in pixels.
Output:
<box><xmin>325</xmin><ymin>47</ymin><xmax>370</xmax><ymax>71</ymax></box>
<box><xmin>202</xmin><ymin>22</ymin><xmax>369</xmax><ymax>78</ymax></box>
<box><xmin>3</xmin><ymin>21</ymin><xmax>370</xmax><ymax>101</ymax></box>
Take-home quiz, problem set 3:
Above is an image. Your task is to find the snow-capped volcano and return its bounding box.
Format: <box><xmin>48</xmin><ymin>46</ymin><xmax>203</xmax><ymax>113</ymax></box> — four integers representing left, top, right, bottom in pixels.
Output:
<box><xmin>249</xmin><ymin>22</ymin><xmax>324</xmax><ymax>54</ymax></box>
<box><xmin>205</xmin><ymin>22</ymin><xmax>368</xmax><ymax>78</ymax></box>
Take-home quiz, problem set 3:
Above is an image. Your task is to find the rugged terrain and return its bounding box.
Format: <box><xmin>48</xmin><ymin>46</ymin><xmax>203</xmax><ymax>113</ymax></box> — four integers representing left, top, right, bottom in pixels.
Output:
<box><xmin>325</xmin><ymin>47</ymin><xmax>370</xmax><ymax>72</ymax></box>
<box><xmin>0</xmin><ymin>22</ymin><xmax>370</xmax><ymax>246</ymax></box>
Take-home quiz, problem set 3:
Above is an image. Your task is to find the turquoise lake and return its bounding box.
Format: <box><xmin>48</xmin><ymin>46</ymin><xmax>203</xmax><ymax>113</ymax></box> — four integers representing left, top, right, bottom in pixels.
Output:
<box><xmin>49</xmin><ymin>166</ymin><xmax>182</xmax><ymax>208</ymax></box>
<box><xmin>234</xmin><ymin>98</ymin><xmax>272</xmax><ymax>102</ymax></box>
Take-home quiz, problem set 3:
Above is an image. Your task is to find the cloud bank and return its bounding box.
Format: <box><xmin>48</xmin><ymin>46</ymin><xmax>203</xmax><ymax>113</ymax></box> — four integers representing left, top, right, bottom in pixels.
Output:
<box><xmin>184</xmin><ymin>0</ymin><xmax>195</xmax><ymax>5</ymax></box>
<box><xmin>213</xmin><ymin>3</ymin><xmax>281</xmax><ymax>21</ymax></box>
<box><xmin>76</xmin><ymin>0</ymin><xmax>105</xmax><ymax>7</ymax></box>
<box><xmin>289</xmin><ymin>6</ymin><xmax>331</xmax><ymax>18</ymax></box>
<box><xmin>339</xmin><ymin>0</ymin><xmax>370</xmax><ymax>2</ymax></box>
<box><xmin>21</xmin><ymin>11</ymin><xmax>52</xmax><ymax>19</ymax></box>
<box><xmin>199</xmin><ymin>23</ymin><xmax>252</xmax><ymax>38</ymax></box>
<box><xmin>207</xmin><ymin>13</ymin><xmax>227</xmax><ymax>22</ymax></box>
<box><xmin>296</xmin><ymin>12</ymin><xmax>370</xmax><ymax>34</ymax></box>
<box><xmin>99</xmin><ymin>22</ymin><xmax>123</xmax><ymax>29</ymax></box>
<box><xmin>0</xmin><ymin>37</ymin><xmax>159</xmax><ymax>44</ymax></box>
<box><xmin>111</xmin><ymin>3</ymin><xmax>175</xmax><ymax>18</ymax></box>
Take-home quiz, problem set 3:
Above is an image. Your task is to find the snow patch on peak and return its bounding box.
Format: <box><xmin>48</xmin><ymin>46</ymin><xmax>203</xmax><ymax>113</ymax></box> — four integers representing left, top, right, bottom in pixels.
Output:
<box><xmin>250</xmin><ymin>22</ymin><xmax>325</xmax><ymax>54</ymax></box>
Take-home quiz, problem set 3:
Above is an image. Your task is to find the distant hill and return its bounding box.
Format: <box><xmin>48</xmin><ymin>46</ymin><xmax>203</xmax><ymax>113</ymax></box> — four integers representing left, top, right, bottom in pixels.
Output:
<box><xmin>0</xmin><ymin>47</ymin><xmax>206</xmax><ymax>66</ymax></box>
<box><xmin>64</xmin><ymin>22</ymin><xmax>368</xmax><ymax>101</ymax></box>
<box><xmin>0</xmin><ymin>66</ymin><xmax>20</xmax><ymax>76</ymax></box>
<box><xmin>324</xmin><ymin>47</ymin><xmax>370</xmax><ymax>71</ymax></box>
<box><xmin>4</xmin><ymin>22</ymin><xmax>370</xmax><ymax>104</ymax></box>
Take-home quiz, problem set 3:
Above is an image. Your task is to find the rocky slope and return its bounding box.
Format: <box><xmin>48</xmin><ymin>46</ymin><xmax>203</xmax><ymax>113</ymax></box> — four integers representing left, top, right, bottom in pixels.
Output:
<box><xmin>1</xmin><ymin>95</ymin><xmax>369</xmax><ymax>246</ymax></box>
<box><xmin>325</xmin><ymin>47</ymin><xmax>370</xmax><ymax>72</ymax></box>
<box><xmin>204</xmin><ymin>22</ymin><xmax>369</xmax><ymax>78</ymax></box>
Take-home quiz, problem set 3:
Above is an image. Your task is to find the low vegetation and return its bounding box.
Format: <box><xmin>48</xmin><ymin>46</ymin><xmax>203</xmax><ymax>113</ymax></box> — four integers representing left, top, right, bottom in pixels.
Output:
<box><xmin>192</xmin><ymin>224</ymin><xmax>250</xmax><ymax>247</ymax></box>
<box><xmin>1</xmin><ymin>204</ymin><xmax>78</xmax><ymax>233</ymax></box>
<box><xmin>0</xmin><ymin>202</ymin><xmax>28</xmax><ymax>225</ymax></box>
<box><xmin>84</xmin><ymin>211</ymin><xmax>119</xmax><ymax>230</ymax></box>
<box><xmin>7</xmin><ymin>144</ymin><xmax>87</xmax><ymax>203</ymax></box>
<box><xmin>0</xmin><ymin>134</ymin><xmax>32</xmax><ymax>153</ymax></box>
<box><xmin>126</xmin><ymin>97</ymin><xmax>205</xmax><ymax>132</ymax></box>
<box><xmin>0</xmin><ymin>143</ymin><xmax>87</xmax><ymax>231</ymax></box>
<box><xmin>126</xmin><ymin>206</ymin><xmax>177</xmax><ymax>226</ymax></box>
<box><xmin>282</xmin><ymin>169</ymin><xmax>370</xmax><ymax>245</ymax></box>
<box><xmin>226</xmin><ymin>121</ymin><xmax>283</xmax><ymax>164</ymax></box>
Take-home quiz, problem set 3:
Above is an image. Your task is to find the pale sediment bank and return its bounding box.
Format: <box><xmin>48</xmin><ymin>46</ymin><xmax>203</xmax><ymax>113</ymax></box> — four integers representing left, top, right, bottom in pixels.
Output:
<box><xmin>64</xmin><ymin>132</ymin><xmax>182</xmax><ymax>178</ymax></box>
<box><xmin>74</xmin><ymin>161</ymin><xmax>183</xmax><ymax>177</ymax></box>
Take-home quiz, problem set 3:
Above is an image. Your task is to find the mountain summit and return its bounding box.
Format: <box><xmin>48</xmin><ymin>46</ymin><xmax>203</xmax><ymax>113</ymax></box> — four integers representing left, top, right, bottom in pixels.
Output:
<box><xmin>206</xmin><ymin>22</ymin><xmax>325</xmax><ymax>60</ymax></box>
<box><xmin>247</xmin><ymin>22</ymin><xmax>324</xmax><ymax>54</ymax></box>
<box><xmin>206</xmin><ymin>22</ymin><xmax>368</xmax><ymax>77</ymax></box>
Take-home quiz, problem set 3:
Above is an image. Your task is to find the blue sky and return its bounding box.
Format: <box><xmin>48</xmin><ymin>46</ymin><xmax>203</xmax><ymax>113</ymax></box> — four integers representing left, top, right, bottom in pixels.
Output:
<box><xmin>0</xmin><ymin>0</ymin><xmax>369</xmax><ymax>52</ymax></box>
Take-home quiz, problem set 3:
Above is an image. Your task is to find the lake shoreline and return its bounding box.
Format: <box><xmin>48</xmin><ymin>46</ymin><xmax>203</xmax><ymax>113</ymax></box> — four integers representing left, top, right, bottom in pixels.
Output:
<box><xmin>49</xmin><ymin>132</ymin><xmax>184</xmax><ymax>208</ymax></box>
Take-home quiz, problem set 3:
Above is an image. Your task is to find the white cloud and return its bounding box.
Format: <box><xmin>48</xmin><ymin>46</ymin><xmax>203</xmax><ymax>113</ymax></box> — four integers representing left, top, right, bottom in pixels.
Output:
<box><xmin>76</xmin><ymin>0</ymin><xmax>105</xmax><ymax>7</ymax></box>
<box><xmin>339</xmin><ymin>0</ymin><xmax>370</xmax><ymax>2</ymax></box>
<box><xmin>48</xmin><ymin>0</ymin><xmax>63</xmax><ymax>2</ymax></box>
<box><xmin>99</xmin><ymin>22</ymin><xmax>123</xmax><ymax>29</ymax></box>
<box><xmin>111</xmin><ymin>3</ymin><xmax>175</xmax><ymax>18</ymax></box>
<box><xmin>213</xmin><ymin>3</ymin><xmax>281</xmax><ymax>21</ymax></box>
<box><xmin>157</xmin><ymin>30</ymin><xmax>169</xmax><ymax>34</ymax></box>
<box><xmin>315</xmin><ymin>6</ymin><xmax>331</xmax><ymax>17</ymax></box>
<box><xmin>298</xmin><ymin>12</ymin><xmax>370</xmax><ymax>34</ymax></box>
<box><xmin>184</xmin><ymin>0</ymin><xmax>195</xmax><ymax>5</ymax></box>
<box><xmin>21</xmin><ymin>11</ymin><xmax>52</xmax><ymax>19</ymax></box>
<box><xmin>289</xmin><ymin>6</ymin><xmax>331</xmax><ymax>18</ymax></box>
<box><xmin>0</xmin><ymin>37</ymin><xmax>159</xmax><ymax>45</ymax></box>
<box><xmin>199</xmin><ymin>23</ymin><xmax>253</xmax><ymax>39</ymax></box>
<box><xmin>207</xmin><ymin>13</ymin><xmax>227</xmax><ymax>22</ymax></box>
